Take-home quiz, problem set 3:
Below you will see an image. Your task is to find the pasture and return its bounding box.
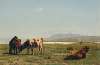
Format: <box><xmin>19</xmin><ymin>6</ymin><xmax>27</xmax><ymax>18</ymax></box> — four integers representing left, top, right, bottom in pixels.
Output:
<box><xmin>0</xmin><ymin>42</ymin><xmax>100</xmax><ymax>65</ymax></box>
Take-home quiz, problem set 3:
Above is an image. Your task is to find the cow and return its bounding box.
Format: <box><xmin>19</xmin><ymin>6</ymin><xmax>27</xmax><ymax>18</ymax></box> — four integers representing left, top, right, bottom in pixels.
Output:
<box><xmin>30</xmin><ymin>37</ymin><xmax>44</xmax><ymax>55</ymax></box>
<box><xmin>16</xmin><ymin>39</ymin><xmax>21</xmax><ymax>53</ymax></box>
<box><xmin>19</xmin><ymin>39</ymin><xmax>31</xmax><ymax>54</ymax></box>
<box><xmin>64</xmin><ymin>46</ymin><xmax>89</xmax><ymax>60</ymax></box>
<box><xmin>9</xmin><ymin>36</ymin><xmax>18</xmax><ymax>55</ymax></box>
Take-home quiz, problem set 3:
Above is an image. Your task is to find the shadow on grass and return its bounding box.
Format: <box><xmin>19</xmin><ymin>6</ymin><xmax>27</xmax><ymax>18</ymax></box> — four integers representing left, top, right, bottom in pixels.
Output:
<box><xmin>2</xmin><ymin>52</ymin><xmax>34</xmax><ymax>56</ymax></box>
<box><xmin>64</xmin><ymin>55</ymin><xmax>85</xmax><ymax>60</ymax></box>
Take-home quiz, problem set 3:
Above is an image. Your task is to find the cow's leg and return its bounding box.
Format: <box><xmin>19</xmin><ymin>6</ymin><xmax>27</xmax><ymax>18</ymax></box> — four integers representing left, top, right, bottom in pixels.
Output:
<box><xmin>13</xmin><ymin>47</ymin><xmax>17</xmax><ymax>55</ymax></box>
<box><xmin>31</xmin><ymin>48</ymin><xmax>34</xmax><ymax>55</ymax></box>
<box><xmin>17</xmin><ymin>47</ymin><xmax>20</xmax><ymax>54</ymax></box>
<box><xmin>15</xmin><ymin>47</ymin><xmax>18</xmax><ymax>54</ymax></box>
<box><xmin>41</xmin><ymin>48</ymin><xmax>43</xmax><ymax>54</ymax></box>
<box><xmin>33</xmin><ymin>48</ymin><xmax>37</xmax><ymax>55</ymax></box>
<box><xmin>9</xmin><ymin>46</ymin><xmax>12</xmax><ymax>54</ymax></box>
<box><xmin>38</xmin><ymin>48</ymin><xmax>43</xmax><ymax>55</ymax></box>
<box><xmin>38</xmin><ymin>46</ymin><xmax>41</xmax><ymax>51</ymax></box>
<box><xmin>13</xmin><ymin>48</ymin><xmax>16</xmax><ymax>55</ymax></box>
<box><xmin>18</xmin><ymin>46</ymin><xmax>22</xmax><ymax>53</ymax></box>
<box><xmin>16</xmin><ymin>48</ymin><xmax>18</xmax><ymax>54</ymax></box>
<box><xmin>40</xmin><ymin>48</ymin><xmax>43</xmax><ymax>55</ymax></box>
<box><xmin>27</xmin><ymin>48</ymin><xmax>30</xmax><ymax>55</ymax></box>
<box><xmin>36</xmin><ymin>47</ymin><xmax>40</xmax><ymax>55</ymax></box>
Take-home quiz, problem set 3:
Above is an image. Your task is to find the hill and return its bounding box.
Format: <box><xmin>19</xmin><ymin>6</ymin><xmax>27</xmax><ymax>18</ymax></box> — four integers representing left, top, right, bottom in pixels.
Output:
<box><xmin>46</xmin><ymin>33</ymin><xmax>100</xmax><ymax>42</ymax></box>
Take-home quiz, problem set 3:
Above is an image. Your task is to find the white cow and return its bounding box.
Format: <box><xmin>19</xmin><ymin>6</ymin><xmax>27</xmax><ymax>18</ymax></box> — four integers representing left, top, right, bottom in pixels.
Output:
<box><xmin>30</xmin><ymin>37</ymin><xmax>44</xmax><ymax>55</ymax></box>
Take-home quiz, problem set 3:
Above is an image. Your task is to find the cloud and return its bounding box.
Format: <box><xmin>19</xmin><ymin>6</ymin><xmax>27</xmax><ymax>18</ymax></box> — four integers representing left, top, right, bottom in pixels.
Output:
<box><xmin>35</xmin><ymin>8</ymin><xmax>44</xmax><ymax>12</ymax></box>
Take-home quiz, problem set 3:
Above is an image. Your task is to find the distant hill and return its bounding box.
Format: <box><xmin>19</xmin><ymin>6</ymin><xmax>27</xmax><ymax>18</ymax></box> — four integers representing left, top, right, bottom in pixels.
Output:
<box><xmin>46</xmin><ymin>33</ymin><xmax>100</xmax><ymax>42</ymax></box>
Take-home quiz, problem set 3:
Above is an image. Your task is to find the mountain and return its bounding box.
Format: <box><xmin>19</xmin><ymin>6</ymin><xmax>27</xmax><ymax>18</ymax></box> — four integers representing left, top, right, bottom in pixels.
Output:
<box><xmin>46</xmin><ymin>33</ymin><xmax>100</xmax><ymax>42</ymax></box>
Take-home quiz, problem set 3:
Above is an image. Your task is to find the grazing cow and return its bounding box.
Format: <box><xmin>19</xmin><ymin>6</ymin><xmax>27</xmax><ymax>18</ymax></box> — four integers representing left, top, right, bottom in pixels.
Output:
<box><xmin>9</xmin><ymin>36</ymin><xmax>18</xmax><ymax>54</ymax></box>
<box><xmin>19</xmin><ymin>39</ymin><xmax>31</xmax><ymax>54</ymax></box>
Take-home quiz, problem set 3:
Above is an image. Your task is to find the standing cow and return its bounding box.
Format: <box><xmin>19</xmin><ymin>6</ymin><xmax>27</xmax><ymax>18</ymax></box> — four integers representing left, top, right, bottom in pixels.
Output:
<box><xmin>16</xmin><ymin>39</ymin><xmax>21</xmax><ymax>53</ymax></box>
<box><xmin>31</xmin><ymin>37</ymin><xmax>44</xmax><ymax>55</ymax></box>
<box><xmin>9</xmin><ymin>36</ymin><xmax>18</xmax><ymax>54</ymax></box>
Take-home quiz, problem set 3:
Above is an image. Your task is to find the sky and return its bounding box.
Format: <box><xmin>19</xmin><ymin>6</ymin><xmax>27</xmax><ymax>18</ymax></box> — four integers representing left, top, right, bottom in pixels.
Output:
<box><xmin>0</xmin><ymin>0</ymin><xmax>99</xmax><ymax>39</ymax></box>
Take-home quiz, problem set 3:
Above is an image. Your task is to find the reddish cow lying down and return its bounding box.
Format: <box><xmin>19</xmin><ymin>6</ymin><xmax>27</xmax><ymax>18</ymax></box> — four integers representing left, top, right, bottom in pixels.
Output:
<box><xmin>64</xmin><ymin>46</ymin><xmax>89</xmax><ymax>60</ymax></box>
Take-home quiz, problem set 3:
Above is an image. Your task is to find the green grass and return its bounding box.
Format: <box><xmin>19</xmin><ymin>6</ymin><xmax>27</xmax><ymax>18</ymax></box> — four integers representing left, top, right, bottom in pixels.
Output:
<box><xmin>0</xmin><ymin>42</ymin><xmax>100</xmax><ymax>65</ymax></box>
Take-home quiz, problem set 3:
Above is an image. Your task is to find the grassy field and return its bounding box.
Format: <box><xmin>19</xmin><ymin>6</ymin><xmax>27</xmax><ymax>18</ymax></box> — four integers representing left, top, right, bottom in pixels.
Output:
<box><xmin>0</xmin><ymin>42</ymin><xmax>100</xmax><ymax>65</ymax></box>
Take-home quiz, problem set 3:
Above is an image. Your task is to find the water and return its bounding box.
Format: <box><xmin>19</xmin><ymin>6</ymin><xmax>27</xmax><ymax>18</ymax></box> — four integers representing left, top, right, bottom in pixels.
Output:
<box><xmin>44</xmin><ymin>42</ymin><xmax>76</xmax><ymax>44</ymax></box>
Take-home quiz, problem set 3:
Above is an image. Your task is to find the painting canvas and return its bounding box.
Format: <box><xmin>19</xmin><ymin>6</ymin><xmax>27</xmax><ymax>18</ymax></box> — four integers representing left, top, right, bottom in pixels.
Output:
<box><xmin>0</xmin><ymin>0</ymin><xmax>100</xmax><ymax>65</ymax></box>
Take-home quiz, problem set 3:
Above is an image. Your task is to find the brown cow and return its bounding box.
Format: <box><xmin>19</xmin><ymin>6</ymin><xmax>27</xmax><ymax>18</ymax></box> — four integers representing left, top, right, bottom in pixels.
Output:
<box><xmin>16</xmin><ymin>39</ymin><xmax>21</xmax><ymax>53</ymax></box>
<box><xmin>64</xmin><ymin>46</ymin><xmax>89</xmax><ymax>60</ymax></box>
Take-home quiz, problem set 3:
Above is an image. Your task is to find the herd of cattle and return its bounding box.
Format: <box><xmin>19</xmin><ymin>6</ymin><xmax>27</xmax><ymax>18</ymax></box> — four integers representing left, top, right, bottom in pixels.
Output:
<box><xmin>8</xmin><ymin>36</ymin><xmax>89</xmax><ymax>60</ymax></box>
<box><xmin>9</xmin><ymin>36</ymin><xmax>43</xmax><ymax>55</ymax></box>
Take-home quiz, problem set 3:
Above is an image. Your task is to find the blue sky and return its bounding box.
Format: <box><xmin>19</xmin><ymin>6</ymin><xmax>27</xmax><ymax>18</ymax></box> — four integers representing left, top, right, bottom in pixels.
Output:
<box><xmin>0</xmin><ymin>0</ymin><xmax>99</xmax><ymax>39</ymax></box>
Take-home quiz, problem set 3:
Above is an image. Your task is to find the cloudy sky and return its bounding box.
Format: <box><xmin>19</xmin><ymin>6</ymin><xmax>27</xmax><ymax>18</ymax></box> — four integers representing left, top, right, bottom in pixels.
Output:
<box><xmin>0</xmin><ymin>0</ymin><xmax>99</xmax><ymax>39</ymax></box>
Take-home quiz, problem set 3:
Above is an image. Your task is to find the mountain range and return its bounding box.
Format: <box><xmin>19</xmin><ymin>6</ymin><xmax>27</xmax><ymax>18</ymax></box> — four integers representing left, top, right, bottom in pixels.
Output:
<box><xmin>45</xmin><ymin>33</ymin><xmax>100</xmax><ymax>42</ymax></box>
